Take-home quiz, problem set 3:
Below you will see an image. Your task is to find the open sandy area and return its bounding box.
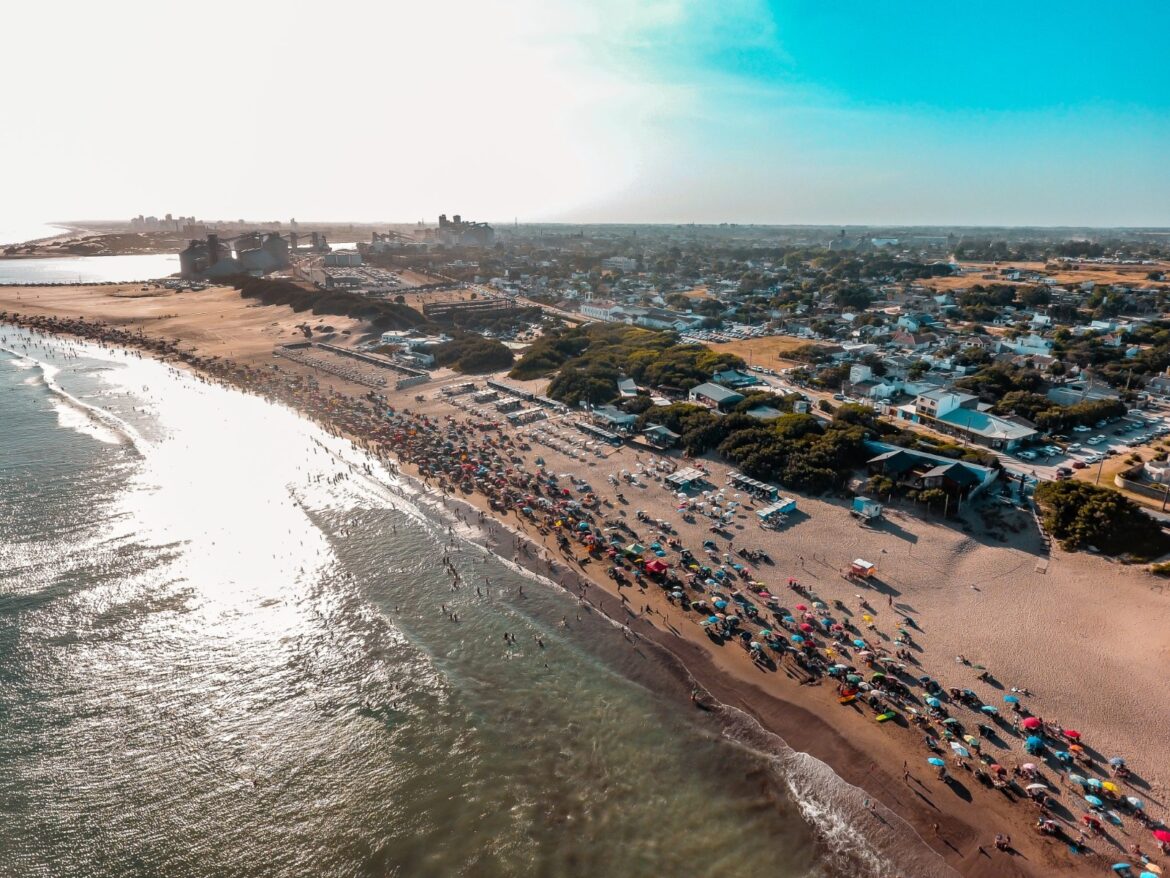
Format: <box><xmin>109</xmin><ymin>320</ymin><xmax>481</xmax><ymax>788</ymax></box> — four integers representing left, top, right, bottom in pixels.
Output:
<box><xmin>710</xmin><ymin>334</ymin><xmax>822</xmax><ymax>369</ymax></box>
<box><xmin>919</xmin><ymin>260</ymin><xmax>1170</xmax><ymax>293</ymax></box>
<box><xmin>0</xmin><ymin>283</ymin><xmax>368</xmax><ymax>364</ymax></box>
<box><xmin>4</xmin><ymin>284</ymin><xmax>1170</xmax><ymax>876</ymax></box>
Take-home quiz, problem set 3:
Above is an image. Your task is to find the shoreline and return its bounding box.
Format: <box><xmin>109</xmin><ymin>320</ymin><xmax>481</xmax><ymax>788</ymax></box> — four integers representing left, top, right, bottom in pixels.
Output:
<box><xmin>3</xmin><ymin>287</ymin><xmax>1168</xmax><ymax>877</ymax></box>
<box><xmin>1</xmin><ymin>317</ymin><xmax>963</xmax><ymax>877</ymax></box>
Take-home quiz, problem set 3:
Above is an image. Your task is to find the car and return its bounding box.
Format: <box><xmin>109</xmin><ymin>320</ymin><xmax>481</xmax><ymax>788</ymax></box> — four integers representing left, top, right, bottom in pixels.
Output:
<box><xmin>833</xmin><ymin>393</ymin><xmax>845</xmax><ymax>401</ymax></box>
<box><xmin>1067</xmin><ymin>443</ymin><xmax>1083</xmax><ymax>452</ymax></box>
<box><xmin>1043</xmin><ymin>445</ymin><xmax>1061</xmax><ymax>456</ymax></box>
<box><xmin>1071</xmin><ymin>460</ymin><xmax>1088</xmax><ymax>469</ymax></box>
<box><xmin>1017</xmin><ymin>450</ymin><xmax>1037</xmax><ymax>460</ymax></box>
<box><xmin>1056</xmin><ymin>466</ymin><xmax>1074</xmax><ymax>476</ymax></box>
<box><xmin>1095</xmin><ymin>420</ymin><xmax>1107</xmax><ymax>428</ymax></box>
<box><xmin>1086</xmin><ymin>436</ymin><xmax>1102</xmax><ymax>445</ymax></box>
<box><xmin>1073</xmin><ymin>425</ymin><xmax>1091</xmax><ymax>433</ymax></box>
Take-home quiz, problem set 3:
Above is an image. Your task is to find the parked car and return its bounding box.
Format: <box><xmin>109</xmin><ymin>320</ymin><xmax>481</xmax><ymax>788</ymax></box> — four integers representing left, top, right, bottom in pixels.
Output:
<box><xmin>1017</xmin><ymin>450</ymin><xmax>1037</xmax><ymax>460</ymax></box>
<box><xmin>1071</xmin><ymin>460</ymin><xmax>1088</xmax><ymax>469</ymax></box>
<box><xmin>1067</xmin><ymin>443</ymin><xmax>1083</xmax><ymax>452</ymax></box>
<box><xmin>1073</xmin><ymin>425</ymin><xmax>1091</xmax><ymax>433</ymax></box>
<box><xmin>1086</xmin><ymin>436</ymin><xmax>1102</xmax><ymax>445</ymax></box>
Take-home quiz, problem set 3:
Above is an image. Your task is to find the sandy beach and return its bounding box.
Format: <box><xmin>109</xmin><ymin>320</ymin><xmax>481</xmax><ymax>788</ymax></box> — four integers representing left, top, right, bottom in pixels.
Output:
<box><xmin>4</xmin><ymin>283</ymin><xmax>1170</xmax><ymax>877</ymax></box>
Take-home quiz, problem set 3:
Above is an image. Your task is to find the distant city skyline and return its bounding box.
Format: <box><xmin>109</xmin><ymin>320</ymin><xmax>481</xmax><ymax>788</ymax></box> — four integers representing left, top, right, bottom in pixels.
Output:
<box><xmin>3</xmin><ymin>0</ymin><xmax>1168</xmax><ymax>228</ymax></box>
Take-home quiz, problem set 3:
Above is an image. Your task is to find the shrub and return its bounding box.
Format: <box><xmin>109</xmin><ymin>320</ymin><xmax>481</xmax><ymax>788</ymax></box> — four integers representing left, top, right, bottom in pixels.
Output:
<box><xmin>1034</xmin><ymin>480</ymin><xmax>1170</xmax><ymax>560</ymax></box>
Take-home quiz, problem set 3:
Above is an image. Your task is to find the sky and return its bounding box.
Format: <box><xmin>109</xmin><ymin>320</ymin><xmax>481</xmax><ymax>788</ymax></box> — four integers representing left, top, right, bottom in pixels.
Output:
<box><xmin>3</xmin><ymin>0</ymin><xmax>1168</xmax><ymax>227</ymax></box>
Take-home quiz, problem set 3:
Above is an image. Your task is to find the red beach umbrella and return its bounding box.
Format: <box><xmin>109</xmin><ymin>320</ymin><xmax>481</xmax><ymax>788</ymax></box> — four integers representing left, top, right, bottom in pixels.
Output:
<box><xmin>1021</xmin><ymin>717</ymin><xmax>1041</xmax><ymax>730</ymax></box>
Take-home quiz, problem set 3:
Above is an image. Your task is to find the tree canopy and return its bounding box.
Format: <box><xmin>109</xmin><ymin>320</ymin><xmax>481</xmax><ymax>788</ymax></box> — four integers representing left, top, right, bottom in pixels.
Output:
<box><xmin>1034</xmin><ymin>480</ymin><xmax>1169</xmax><ymax>560</ymax></box>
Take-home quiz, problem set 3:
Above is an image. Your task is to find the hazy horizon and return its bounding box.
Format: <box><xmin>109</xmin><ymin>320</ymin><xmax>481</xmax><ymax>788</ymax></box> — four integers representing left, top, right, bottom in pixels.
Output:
<box><xmin>4</xmin><ymin>0</ymin><xmax>1168</xmax><ymax>228</ymax></box>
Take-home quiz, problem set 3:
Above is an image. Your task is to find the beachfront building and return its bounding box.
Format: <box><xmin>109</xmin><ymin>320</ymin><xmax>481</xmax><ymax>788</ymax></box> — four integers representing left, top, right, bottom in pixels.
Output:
<box><xmin>642</xmin><ymin>424</ymin><xmax>680</xmax><ymax>448</ymax></box>
<box><xmin>866</xmin><ymin>448</ymin><xmax>995</xmax><ymax>499</ymax></box>
<box><xmin>688</xmin><ymin>381</ymin><xmax>744</xmax><ymax>412</ymax></box>
<box><xmin>898</xmin><ymin>388</ymin><xmax>1037</xmax><ymax>451</ymax></box>
<box><xmin>591</xmin><ymin>405</ymin><xmax>639</xmax><ymax>433</ymax></box>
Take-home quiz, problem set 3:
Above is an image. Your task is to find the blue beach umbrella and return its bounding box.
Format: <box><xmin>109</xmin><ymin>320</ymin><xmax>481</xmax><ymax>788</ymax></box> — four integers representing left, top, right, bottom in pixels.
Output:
<box><xmin>1003</xmin><ymin>694</ymin><xmax>1019</xmax><ymax>704</ymax></box>
<box><xmin>981</xmin><ymin>705</ymin><xmax>998</xmax><ymax>714</ymax></box>
<box><xmin>1085</xmin><ymin>795</ymin><xmax>1104</xmax><ymax>807</ymax></box>
<box><xmin>853</xmin><ymin>639</ymin><xmax>866</xmax><ymax>648</ymax></box>
<box><xmin>1024</xmin><ymin>735</ymin><xmax>1042</xmax><ymax>750</ymax></box>
<box><xmin>925</xmin><ymin>696</ymin><xmax>942</xmax><ymax>708</ymax></box>
<box><xmin>1086</xmin><ymin>777</ymin><xmax>1102</xmax><ymax>789</ymax></box>
<box><xmin>1126</xmin><ymin>796</ymin><xmax>1143</xmax><ymax>809</ymax></box>
<box><xmin>927</xmin><ymin>757</ymin><xmax>945</xmax><ymax>767</ymax></box>
<box><xmin>791</xmin><ymin>634</ymin><xmax>805</xmax><ymax>643</ymax></box>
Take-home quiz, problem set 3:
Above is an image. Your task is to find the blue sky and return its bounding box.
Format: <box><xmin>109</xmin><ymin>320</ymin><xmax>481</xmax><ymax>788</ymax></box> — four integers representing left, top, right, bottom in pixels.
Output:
<box><xmin>1</xmin><ymin>0</ymin><xmax>1167</xmax><ymax>226</ymax></box>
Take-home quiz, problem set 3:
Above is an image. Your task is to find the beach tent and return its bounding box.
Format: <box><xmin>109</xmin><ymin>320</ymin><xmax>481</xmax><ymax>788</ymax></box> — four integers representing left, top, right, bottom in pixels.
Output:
<box><xmin>644</xmin><ymin>559</ymin><xmax>668</xmax><ymax>574</ymax></box>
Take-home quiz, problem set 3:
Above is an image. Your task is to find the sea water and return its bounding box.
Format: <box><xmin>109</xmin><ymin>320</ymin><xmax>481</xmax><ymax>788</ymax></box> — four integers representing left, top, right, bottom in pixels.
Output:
<box><xmin>0</xmin><ymin>253</ymin><xmax>179</xmax><ymax>285</ymax></box>
<box><xmin>0</xmin><ymin>329</ymin><xmax>949</xmax><ymax>878</ymax></box>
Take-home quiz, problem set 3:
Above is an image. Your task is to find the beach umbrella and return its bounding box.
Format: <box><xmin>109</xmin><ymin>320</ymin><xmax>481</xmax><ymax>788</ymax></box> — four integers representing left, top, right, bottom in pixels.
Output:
<box><xmin>981</xmin><ymin>705</ymin><xmax>998</xmax><ymax>714</ymax></box>
<box><xmin>1064</xmin><ymin>729</ymin><xmax>1082</xmax><ymax>740</ymax></box>
<box><xmin>1126</xmin><ymin>796</ymin><xmax>1143</xmax><ymax>809</ymax></box>
<box><xmin>1026</xmin><ymin>783</ymin><xmax>1047</xmax><ymax>793</ymax></box>
<box><xmin>1153</xmin><ymin>829</ymin><xmax>1170</xmax><ymax>843</ymax></box>
<box><xmin>813</xmin><ymin>601</ymin><xmax>827</xmax><ymax>609</ymax></box>
<box><xmin>1110</xmin><ymin>865</ymin><xmax>1132</xmax><ymax>874</ymax></box>
<box><xmin>862</xmin><ymin>613</ymin><xmax>873</xmax><ymax>622</ymax></box>
<box><xmin>1003</xmin><ymin>694</ymin><xmax>1019</xmax><ymax>704</ymax></box>
<box><xmin>942</xmin><ymin>718</ymin><xmax>961</xmax><ymax>726</ymax></box>
<box><xmin>927</xmin><ymin>757</ymin><xmax>945</xmax><ymax>767</ymax></box>
<box><xmin>1025</xmin><ymin>735</ymin><xmax>1042</xmax><ymax>749</ymax></box>
<box><xmin>707</xmin><ymin>616</ymin><xmax>719</xmax><ymax>624</ymax></box>
<box><xmin>925</xmin><ymin>696</ymin><xmax>942</xmax><ymax>708</ymax></box>
<box><xmin>794</xmin><ymin>604</ymin><xmax>808</xmax><ymax>611</ymax></box>
<box><xmin>1021</xmin><ymin>717</ymin><xmax>1041</xmax><ymax>730</ymax></box>
<box><xmin>963</xmin><ymin>734</ymin><xmax>979</xmax><ymax>746</ymax></box>
<box><xmin>1085</xmin><ymin>795</ymin><xmax>1104</xmax><ymax>807</ymax></box>
<box><xmin>714</xmin><ymin>600</ymin><xmax>728</xmax><ymax>609</ymax></box>
<box><xmin>782</xmin><ymin>615</ymin><xmax>796</xmax><ymax>624</ymax></box>
<box><xmin>950</xmin><ymin>743</ymin><xmax>970</xmax><ymax>758</ymax></box>
<box><xmin>1141</xmin><ymin>872</ymin><xmax>1159</xmax><ymax>878</ymax></box>
<box><xmin>799</xmin><ymin>623</ymin><xmax>814</xmax><ymax>632</ymax></box>
<box><xmin>1109</xmin><ymin>757</ymin><xmax>1126</xmax><ymax>767</ymax></box>
<box><xmin>1021</xmin><ymin>763</ymin><xmax>1037</xmax><ymax>772</ymax></box>
<box><xmin>852</xmin><ymin>639</ymin><xmax>866</xmax><ymax>648</ymax></box>
<box><xmin>791</xmin><ymin>634</ymin><xmax>805</xmax><ymax>644</ymax></box>
<box><xmin>1102</xmin><ymin>781</ymin><xmax>1119</xmax><ymax>794</ymax></box>
<box><xmin>846</xmin><ymin>674</ymin><xmax>862</xmax><ymax>683</ymax></box>
<box><xmin>1086</xmin><ymin>778</ymin><xmax>1102</xmax><ymax>789</ymax></box>
<box><xmin>1054</xmin><ymin>750</ymin><xmax>1072</xmax><ymax>763</ymax></box>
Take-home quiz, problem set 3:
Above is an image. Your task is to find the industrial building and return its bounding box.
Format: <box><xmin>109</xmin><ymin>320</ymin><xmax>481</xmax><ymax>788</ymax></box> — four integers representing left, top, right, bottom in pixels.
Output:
<box><xmin>422</xmin><ymin>214</ymin><xmax>495</xmax><ymax>247</ymax></box>
<box><xmin>179</xmin><ymin>232</ymin><xmax>291</xmax><ymax>280</ymax></box>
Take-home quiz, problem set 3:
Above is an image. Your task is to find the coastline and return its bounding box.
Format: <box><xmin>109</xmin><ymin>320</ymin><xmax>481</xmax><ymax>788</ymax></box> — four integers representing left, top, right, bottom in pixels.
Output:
<box><xmin>4</xmin><ymin>284</ymin><xmax>1168</xmax><ymax>877</ymax></box>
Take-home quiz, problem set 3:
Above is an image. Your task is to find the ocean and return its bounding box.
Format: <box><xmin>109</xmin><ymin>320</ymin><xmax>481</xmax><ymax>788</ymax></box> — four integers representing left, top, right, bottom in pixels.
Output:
<box><xmin>0</xmin><ymin>253</ymin><xmax>179</xmax><ymax>285</ymax></box>
<box><xmin>0</xmin><ymin>328</ymin><xmax>945</xmax><ymax>878</ymax></box>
